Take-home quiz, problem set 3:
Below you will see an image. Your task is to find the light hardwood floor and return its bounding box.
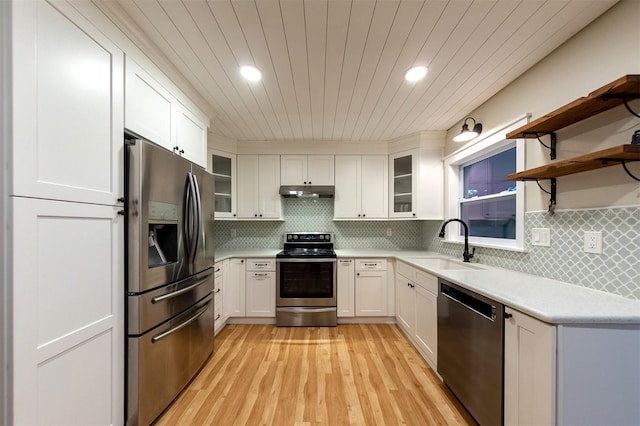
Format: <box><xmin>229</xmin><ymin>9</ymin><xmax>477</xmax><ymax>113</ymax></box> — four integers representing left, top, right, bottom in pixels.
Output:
<box><xmin>154</xmin><ymin>324</ymin><xmax>475</xmax><ymax>425</ymax></box>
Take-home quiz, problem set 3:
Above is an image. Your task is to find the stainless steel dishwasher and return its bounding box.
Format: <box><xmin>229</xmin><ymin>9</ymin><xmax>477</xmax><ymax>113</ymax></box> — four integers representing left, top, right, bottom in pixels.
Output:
<box><xmin>437</xmin><ymin>279</ymin><xmax>504</xmax><ymax>426</ymax></box>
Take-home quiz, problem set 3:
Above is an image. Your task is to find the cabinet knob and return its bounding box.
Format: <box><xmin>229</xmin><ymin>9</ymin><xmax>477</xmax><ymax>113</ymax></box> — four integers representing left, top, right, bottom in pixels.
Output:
<box><xmin>356</xmin><ymin>272</ymin><xmax>360</xmax><ymax>276</ymax></box>
<box><xmin>309</xmin><ymin>181</ymin><xmax>312</xmax><ymax>184</ymax></box>
<box><xmin>304</xmin><ymin>181</ymin><xmax>307</xmax><ymax>184</ymax></box>
<box><xmin>255</xmin><ymin>214</ymin><xmax>258</xmax><ymax>217</ymax></box>
<box><xmin>173</xmin><ymin>146</ymin><xmax>179</xmax><ymax>151</ymax></box>
<box><xmin>357</xmin><ymin>214</ymin><xmax>361</xmax><ymax>217</ymax></box>
<box><xmin>179</xmin><ymin>149</ymin><xmax>185</xmax><ymax>154</ymax></box>
<box><xmin>412</xmin><ymin>213</ymin><xmax>416</xmax><ymax>217</ymax></box>
<box><xmin>504</xmin><ymin>312</ymin><xmax>513</xmax><ymax>319</ymax></box>
<box><xmin>117</xmin><ymin>210</ymin><xmax>125</xmax><ymax>216</ymax></box>
<box><xmin>233</xmin><ymin>213</ymin><xmax>237</xmax><ymax>217</ymax></box>
<box><xmin>241</xmin><ymin>260</ymin><xmax>244</xmax><ymax>263</ymax></box>
<box><xmin>117</xmin><ymin>197</ymin><xmax>125</xmax><ymax>203</ymax></box>
<box><xmin>259</xmin><ymin>214</ymin><xmax>263</xmax><ymax>217</ymax></box>
<box><xmin>362</xmin><ymin>214</ymin><xmax>366</xmax><ymax>217</ymax></box>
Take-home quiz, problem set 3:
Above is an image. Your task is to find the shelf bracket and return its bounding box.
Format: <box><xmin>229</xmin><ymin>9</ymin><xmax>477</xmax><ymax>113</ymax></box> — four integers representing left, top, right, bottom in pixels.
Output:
<box><xmin>600</xmin><ymin>93</ymin><xmax>640</xmax><ymax>119</ymax></box>
<box><xmin>599</xmin><ymin>158</ymin><xmax>640</xmax><ymax>182</ymax></box>
<box><xmin>521</xmin><ymin>178</ymin><xmax>557</xmax><ymax>214</ymax></box>
<box><xmin>523</xmin><ymin>132</ymin><xmax>556</xmax><ymax>160</ymax></box>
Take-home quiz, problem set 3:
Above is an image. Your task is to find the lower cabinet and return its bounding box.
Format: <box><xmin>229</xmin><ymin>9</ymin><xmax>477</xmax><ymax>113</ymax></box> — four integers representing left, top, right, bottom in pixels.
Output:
<box><xmin>246</xmin><ymin>259</ymin><xmax>276</xmax><ymax>317</ymax></box>
<box><xmin>213</xmin><ymin>261</ymin><xmax>224</xmax><ymax>335</ymax></box>
<box><xmin>504</xmin><ymin>307</ymin><xmax>555</xmax><ymax>426</ymax></box>
<box><xmin>11</xmin><ymin>197</ymin><xmax>124</xmax><ymax>425</ymax></box>
<box><xmin>337</xmin><ymin>259</ymin><xmax>355</xmax><ymax>317</ymax></box>
<box><xmin>395</xmin><ymin>261</ymin><xmax>437</xmax><ymax>368</ymax></box>
<box><xmin>355</xmin><ymin>259</ymin><xmax>390</xmax><ymax>316</ymax></box>
<box><xmin>504</xmin><ymin>307</ymin><xmax>640</xmax><ymax>426</ymax></box>
<box><xmin>225</xmin><ymin>258</ymin><xmax>246</xmax><ymax>317</ymax></box>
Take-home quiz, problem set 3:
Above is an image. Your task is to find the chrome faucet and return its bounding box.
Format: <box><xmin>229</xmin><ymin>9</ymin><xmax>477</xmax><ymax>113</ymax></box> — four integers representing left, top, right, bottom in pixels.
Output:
<box><xmin>439</xmin><ymin>219</ymin><xmax>475</xmax><ymax>263</ymax></box>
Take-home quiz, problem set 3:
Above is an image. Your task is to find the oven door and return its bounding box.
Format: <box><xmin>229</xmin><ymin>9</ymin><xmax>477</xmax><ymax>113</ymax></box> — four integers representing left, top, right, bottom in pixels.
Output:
<box><xmin>276</xmin><ymin>258</ymin><xmax>337</xmax><ymax>307</ymax></box>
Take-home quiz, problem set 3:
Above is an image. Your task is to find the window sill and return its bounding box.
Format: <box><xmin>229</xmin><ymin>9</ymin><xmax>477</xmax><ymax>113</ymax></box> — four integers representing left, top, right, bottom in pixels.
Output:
<box><xmin>440</xmin><ymin>238</ymin><xmax>528</xmax><ymax>253</ymax></box>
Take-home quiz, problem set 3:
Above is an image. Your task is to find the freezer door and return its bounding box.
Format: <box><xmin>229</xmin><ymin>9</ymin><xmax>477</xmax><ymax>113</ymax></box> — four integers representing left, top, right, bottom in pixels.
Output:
<box><xmin>127</xmin><ymin>267</ymin><xmax>214</xmax><ymax>335</ymax></box>
<box><xmin>127</xmin><ymin>139</ymin><xmax>192</xmax><ymax>293</ymax></box>
<box><xmin>127</xmin><ymin>294</ymin><xmax>214</xmax><ymax>426</ymax></box>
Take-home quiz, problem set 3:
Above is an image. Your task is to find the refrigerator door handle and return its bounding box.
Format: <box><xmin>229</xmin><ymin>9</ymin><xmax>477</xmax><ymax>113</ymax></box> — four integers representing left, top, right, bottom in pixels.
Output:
<box><xmin>192</xmin><ymin>173</ymin><xmax>202</xmax><ymax>258</ymax></box>
<box><xmin>151</xmin><ymin>275</ymin><xmax>211</xmax><ymax>304</ymax></box>
<box><xmin>184</xmin><ymin>173</ymin><xmax>198</xmax><ymax>265</ymax></box>
<box><xmin>151</xmin><ymin>298</ymin><xmax>211</xmax><ymax>343</ymax></box>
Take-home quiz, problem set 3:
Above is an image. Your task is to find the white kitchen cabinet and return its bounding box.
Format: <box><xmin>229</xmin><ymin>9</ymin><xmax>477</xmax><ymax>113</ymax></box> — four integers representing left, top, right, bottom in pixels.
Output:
<box><xmin>11</xmin><ymin>197</ymin><xmax>124</xmax><ymax>425</ymax></box>
<box><xmin>504</xmin><ymin>308</ymin><xmax>556</xmax><ymax>426</ymax></box>
<box><xmin>281</xmin><ymin>155</ymin><xmax>334</xmax><ymax>186</ymax></box>
<box><xmin>237</xmin><ymin>155</ymin><xmax>281</xmax><ymax>219</ymax></box>
<box><xmin>125</xmin><ymin>57</ymin><xmax>208</xmax><ymax>168</ymax></box>
<box><xmin>355</xmin><ymin>259</ymin><xmax>389</xmax><ymax>316</ymax></box>
<box><xmin>334</xmin><ymin>156</ymin><xmax>388</xmax><ymax>219</ymax></box>
<box><xmin>9</xmin><ymin>2</ymin><xmax>125</xmax><ymax>424</ymax></box>
<box><xmin>395</xmin><ymin>261</ymin><xmax>438</xmax><ymax>368</ymax></box>
<box><xmin>11</xmin><ymin>0</ymin><xmax>124</xmax><ymax>206</ymax></box>
<box><xmin>208</xmin><ymin>150</ymin><xmax>237</xmax><ymax>218</ymax></box>
<box><xmin>414</xmin><ymin>284</ymin><xmax>437</xmax><ymax>366</ymax></box>
<box><xmin>337</xmin><ymin>259</ymin><xmax>355</xmax><ymax>317</ymax></box>
<box><xmin>225</xmin><ymin>258</ymin><xmax>246</xmax><ymax>317</ymax></box>
<box><xmin>213</xmin><ymin>261</ymin><xmax>224</xmax><ymax>335</ymax></box>
<box><xmin>504</xmin><ymin>308</ymin><xmax>640</xmax><ymax>426</ymax></box>
<box><xmin>175</xmin><ymin>103</ymin><xmax>207</xmax><ymax>167</ymax></box>
<box><xmin>389</xmin><ymin>149</ymin><xmax>443</xmax><ymax>219</ymax></box>
<box><xmin>246</xmin><ymin>259</ymin><xmax>276</xmax><ymax>317</ymax></box>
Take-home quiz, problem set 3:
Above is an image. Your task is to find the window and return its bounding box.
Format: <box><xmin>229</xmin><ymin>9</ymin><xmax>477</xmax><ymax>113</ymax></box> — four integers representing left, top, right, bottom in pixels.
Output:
<box><xmin>444</xmin><ymin>116</ymin><xmax>527</xmax><ymax>251</ymax></box>
<box><xmin>461</xmin><ymin>147</ymin><xmax>517</xmax><ymax>239</ymax></box>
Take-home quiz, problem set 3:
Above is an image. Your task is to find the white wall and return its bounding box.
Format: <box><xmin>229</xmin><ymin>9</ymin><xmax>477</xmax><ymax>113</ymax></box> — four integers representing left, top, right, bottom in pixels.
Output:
<box><xmin>445</xmin><ymin>0</ymin><xmax>640</xmax><ymax>212</ymax></box>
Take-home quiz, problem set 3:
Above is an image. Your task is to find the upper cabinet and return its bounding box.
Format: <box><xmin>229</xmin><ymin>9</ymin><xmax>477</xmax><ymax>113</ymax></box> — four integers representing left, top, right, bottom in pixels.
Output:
<box><xmin>389</xmin><ymin>149</ymin><xmax>443</xmax><ymax>219</ymax></box>
<box><xmin>207</xmin><ymin>150</ymin><xmax>237</xmax><ymax>219</ymax></box>
<box><xmin>280</xmin><ymin>155</ymin><xmax>334</xmax><ymax>186</ymax></box>
<box><xmin>125</xmin><ymin>57</ymin><xmax>209</xmax><ymax>168</ymax></box>
<box><xmin>11</xmin><ymin>0</ymin><xmax>124</xmax><ymax>206</ymax></box>
<box><xmin>334</xmin><ymin>155</ymin><xmax>388</xmax><ymax>219</ymax></box>
<box><xmin>237</xmin><ymin>155</ymin><xmax>282</xmax><ymax>219</ymax></box>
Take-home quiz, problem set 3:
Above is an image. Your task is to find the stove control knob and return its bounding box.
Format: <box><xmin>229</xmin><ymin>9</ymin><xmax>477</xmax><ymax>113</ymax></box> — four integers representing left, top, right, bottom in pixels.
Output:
<box><xmin>293</xmin><ymin>235</ymin><xmax>298</xmax><ymax>240</ymax></box>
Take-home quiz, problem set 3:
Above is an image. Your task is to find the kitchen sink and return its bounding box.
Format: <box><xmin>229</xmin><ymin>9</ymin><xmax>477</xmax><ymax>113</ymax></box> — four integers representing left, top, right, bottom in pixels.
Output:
<box><xmin>406</xmin><ymin>257</ymin><xmax>484</xmax><ymax>270</ymax></box>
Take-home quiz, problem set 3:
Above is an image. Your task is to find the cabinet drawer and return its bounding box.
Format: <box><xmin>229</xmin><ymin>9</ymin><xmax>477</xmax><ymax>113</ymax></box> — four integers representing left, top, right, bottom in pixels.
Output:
<box><xmin>396</xmin><ymin>261</ymin><xmax>414</xmax><ymax>281</ymax></box>
<box><xmin>355</xmin><ymin>259</ymin><xmax>387</xmax><ymax>271</ymax></box>
<box><xmin>246</xmin><ymin>259</ymin><xmax>276</xmax><ymax>271</ymax></box>
<box><xmin>415</xmin><ymin>270</ymin><xmax>438</xmax><ymax>294</ymax></box>
<box><xmin>247</xmin><ymin>271</ymin><xmax>275</xmax><ymax>280</ymax></box>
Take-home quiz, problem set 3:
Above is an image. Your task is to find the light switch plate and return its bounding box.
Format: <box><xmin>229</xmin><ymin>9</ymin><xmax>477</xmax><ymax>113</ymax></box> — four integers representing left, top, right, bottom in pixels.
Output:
<box><xmin>584</xmin><ymin>231</ymin><xmax>603</xmax><ymax>254</ymax></box>
<box><xmin>531</xmin><ymin>228</ymin><xmax>551</xmax><ymax>247</ymax></box>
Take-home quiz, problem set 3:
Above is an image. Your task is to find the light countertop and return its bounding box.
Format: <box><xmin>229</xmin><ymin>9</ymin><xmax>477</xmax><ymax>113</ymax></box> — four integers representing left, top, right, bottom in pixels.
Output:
<box><xmin>214</xmin><ymin>248</ymin><xmax>640</xmax><ymax>325</ymax></box>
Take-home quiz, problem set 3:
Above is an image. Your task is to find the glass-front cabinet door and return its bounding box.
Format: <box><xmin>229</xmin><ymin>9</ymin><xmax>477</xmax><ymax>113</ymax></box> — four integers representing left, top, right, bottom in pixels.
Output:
<box><xmin>389</xmin><ymin>152</ymin><xmax>417</xmax><ymax>218</ymax></box>
<box><xmin>207</xmin><ymin>150</ymin><xmax>236</xmax><ymax>218</ymax></box>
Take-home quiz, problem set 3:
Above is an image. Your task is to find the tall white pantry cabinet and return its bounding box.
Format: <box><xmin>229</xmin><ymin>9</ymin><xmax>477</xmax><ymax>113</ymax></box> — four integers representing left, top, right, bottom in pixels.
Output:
<box><xmin>7</xmin><ymin>1</ymin><xmax>125</xmax><ymax>424</ymax></box>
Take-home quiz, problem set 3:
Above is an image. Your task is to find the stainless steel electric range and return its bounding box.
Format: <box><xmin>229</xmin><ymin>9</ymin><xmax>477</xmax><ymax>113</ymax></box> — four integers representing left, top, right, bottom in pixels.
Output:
<box><xmin>275</xmin><ymin>232</ymin><xmax>337</xmax><ymax>326</ymax></box>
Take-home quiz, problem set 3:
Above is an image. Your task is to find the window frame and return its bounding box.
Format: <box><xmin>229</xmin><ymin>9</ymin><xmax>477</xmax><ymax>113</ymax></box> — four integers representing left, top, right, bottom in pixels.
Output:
<box><xmin>443</xmin><ymin>115</ymin><xmax>529</xmax><ymax>251</ymax></box>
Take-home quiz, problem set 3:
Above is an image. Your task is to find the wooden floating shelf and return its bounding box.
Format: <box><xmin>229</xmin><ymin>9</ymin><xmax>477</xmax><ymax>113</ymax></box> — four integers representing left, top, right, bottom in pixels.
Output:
<box><xmin>507</xmin><ymin>144</ymin><xmax>640</xmax><ymax>180</ymax></box>
<box><xmin>506</xmin><ymin>75</ymin><xmax>640</xmax><ymax>139</ymax></box>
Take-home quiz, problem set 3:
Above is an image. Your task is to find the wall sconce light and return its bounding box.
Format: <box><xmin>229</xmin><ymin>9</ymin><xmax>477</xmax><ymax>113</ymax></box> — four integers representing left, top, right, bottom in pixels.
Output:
<box><xmin>453</xmin><ymin>117</ymin><xmax>483</xmax><ymax>142</ymax></box>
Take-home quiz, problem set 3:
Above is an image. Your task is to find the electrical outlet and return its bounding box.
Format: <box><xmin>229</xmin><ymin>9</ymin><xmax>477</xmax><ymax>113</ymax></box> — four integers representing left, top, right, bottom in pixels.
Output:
<box><xmin>584</xmin><ymin>231</ymin><xmax>603</xmax><ymax>254</ymax></box>
<box><xmin>386</xmin><ymin>228</ymin><xmax>393</xmax><ymax>237</ymax></box>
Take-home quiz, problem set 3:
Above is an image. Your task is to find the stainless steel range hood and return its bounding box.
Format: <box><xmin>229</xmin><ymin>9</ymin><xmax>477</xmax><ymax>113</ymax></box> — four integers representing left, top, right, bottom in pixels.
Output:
<box><xmin>279</xmin><ymin>185</ymin><xmax>335</xmax><ymax>198</ymax></box>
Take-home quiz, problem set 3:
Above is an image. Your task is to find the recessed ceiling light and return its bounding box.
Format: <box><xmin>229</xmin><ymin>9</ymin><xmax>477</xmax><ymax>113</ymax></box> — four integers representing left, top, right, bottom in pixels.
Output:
<box><xmin>404</xmin><ymin>66</ymin><xmax>427</xmax><ymax>82</ymax></box>
<box><xmin>240</xmin><ymin>65</ymin><xmax>262</xmax><ymax>82</ymax></box>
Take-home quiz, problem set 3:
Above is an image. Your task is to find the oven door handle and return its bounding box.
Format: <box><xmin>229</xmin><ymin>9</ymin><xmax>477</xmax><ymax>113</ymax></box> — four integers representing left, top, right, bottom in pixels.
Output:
<box><xmin>277</xmin><ymin>307</ymin><xmax>336</xmax><ymax>314</ymax></box>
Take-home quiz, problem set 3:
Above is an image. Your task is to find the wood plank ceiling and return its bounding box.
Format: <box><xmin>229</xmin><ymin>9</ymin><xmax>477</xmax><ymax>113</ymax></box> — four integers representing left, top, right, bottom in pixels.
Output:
<box><xmin>97</xmin><ymin>0</ymin><xmax>618</xmax><ymax>142</ymax></box>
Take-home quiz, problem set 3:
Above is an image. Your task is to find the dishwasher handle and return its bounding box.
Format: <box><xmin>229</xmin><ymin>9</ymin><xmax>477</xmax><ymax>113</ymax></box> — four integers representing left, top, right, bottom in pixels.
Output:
<box><xmin>440</xmin><ymin>282</ymin><xmax>497</xmax><ymax>322</ymax></box>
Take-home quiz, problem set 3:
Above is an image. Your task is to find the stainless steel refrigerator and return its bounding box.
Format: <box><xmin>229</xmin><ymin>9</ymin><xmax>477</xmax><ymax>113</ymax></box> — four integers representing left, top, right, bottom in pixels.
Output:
<box><xmin>125</xmin><ymin>136</ymin><xmax>215</xmax><ymax>426</ymax></box>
